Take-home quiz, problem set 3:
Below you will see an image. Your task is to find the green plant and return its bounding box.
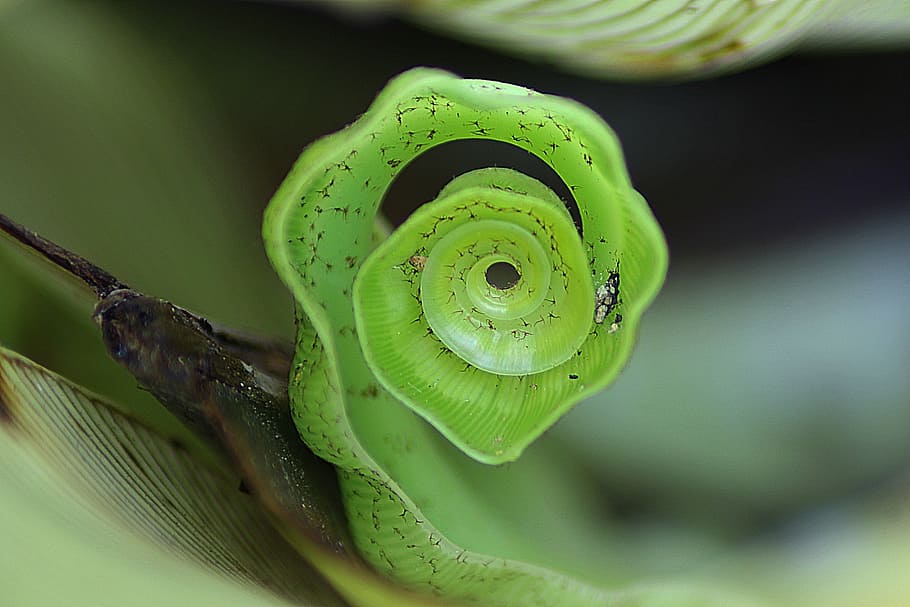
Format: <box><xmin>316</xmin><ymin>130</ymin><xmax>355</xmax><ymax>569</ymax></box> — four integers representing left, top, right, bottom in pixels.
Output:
<box><xmin>263</xmin><ymin>67</ymin><xmax>677</xmax><ymax>606</ymax></box>
<box><xmin>3</xmin><ymin>5</ymin><xmax>909</xmax><ymax>603</ymax></box>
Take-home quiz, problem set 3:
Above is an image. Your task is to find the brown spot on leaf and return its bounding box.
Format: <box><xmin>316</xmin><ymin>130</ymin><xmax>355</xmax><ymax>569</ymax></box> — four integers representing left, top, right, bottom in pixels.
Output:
<box><xmin>0</xmin><ymin>367</ymin><xmax>15</xmax><ymax>425</ymax></box>
<box><xmin>408</xmin><ymin>255</ymin><xmax>428</xmax><ymax>271</ymax></box>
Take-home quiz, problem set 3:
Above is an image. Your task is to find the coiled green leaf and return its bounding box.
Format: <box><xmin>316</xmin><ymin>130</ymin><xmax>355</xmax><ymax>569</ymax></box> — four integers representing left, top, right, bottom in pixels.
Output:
<box><xmin>264</xmin><ymin>68</ymin><xmax>673</xmax><ymax>605</ymax></box>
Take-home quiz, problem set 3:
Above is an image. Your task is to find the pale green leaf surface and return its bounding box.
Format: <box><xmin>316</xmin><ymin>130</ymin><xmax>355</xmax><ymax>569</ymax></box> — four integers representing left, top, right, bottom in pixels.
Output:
<box><xmin>0</xmin><ymin>345</ymin><xmax>461</xmax><ymax>607</ymax></box>
<box><xmin>1</xmin><ymin>446</ymin><xmax>296</xmax><ymax>607</ymax></box>
<box><xmin>0</xmin><ymin>345</ymin><xmax>348</xmax><ymax>607</ymax></box>
<box><xmin>803</xmin><ymin>0</ymin><xmax>910</xmax><ymax>48</ymax></box>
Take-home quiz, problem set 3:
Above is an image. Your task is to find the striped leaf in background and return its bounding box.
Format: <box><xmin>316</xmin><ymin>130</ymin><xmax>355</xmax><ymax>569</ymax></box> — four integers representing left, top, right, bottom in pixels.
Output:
<box><xmin>0</xmin><ymin>346</ymin><xmax>446</xmax><ymax>607</ymax></box>
<box><xmin>311</xmin><ymin>0</ymin><xmax>910</xmax><ymax>78</ymax></box>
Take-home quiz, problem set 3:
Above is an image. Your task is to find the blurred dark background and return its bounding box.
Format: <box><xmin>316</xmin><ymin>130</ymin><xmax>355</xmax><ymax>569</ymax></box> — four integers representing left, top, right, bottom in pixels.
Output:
<box><xmin>120</xmin><ymin>0</ymin><xmax>910</xmax><ymax>256</ymax></box>
<box><xmin>2</xmin><ymin>0</ymin><xmax>910</xmax><ymax>568</ymax></box>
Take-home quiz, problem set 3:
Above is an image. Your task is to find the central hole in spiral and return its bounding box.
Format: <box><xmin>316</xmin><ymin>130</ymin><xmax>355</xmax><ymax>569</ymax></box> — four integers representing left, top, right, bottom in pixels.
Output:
<box><xmin>485</xmin><ymin>262</ymin><xmax>521</xmax><ymax>290</ymax></box>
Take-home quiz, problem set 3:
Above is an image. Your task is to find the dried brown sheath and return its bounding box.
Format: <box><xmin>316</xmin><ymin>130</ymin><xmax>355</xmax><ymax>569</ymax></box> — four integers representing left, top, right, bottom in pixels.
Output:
<box><xmin>0</xmin><ymin>213</ymin><xmax>352</xmax><ymax>554</ymax></box>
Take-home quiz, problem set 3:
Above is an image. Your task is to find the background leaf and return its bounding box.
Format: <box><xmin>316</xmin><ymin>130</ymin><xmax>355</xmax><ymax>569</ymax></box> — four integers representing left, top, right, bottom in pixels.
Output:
<box><xmin>561</xmin><ymin>211</ymin><xmax>910</xmax><ymax>526</ymax></box>
<box><xmin>0</xmin><ymin>345</ymin><xmax>347</xmax><ymax>606</ymax></box>
<box><xmin>306</xmin><ymin>0</ymin><xmax>910</xmax><ymax>79</ymax></box>
<box><xmin>0</xmin><ymin>345</ymin><xmax>455</xmax><ymax>607</ymax></box>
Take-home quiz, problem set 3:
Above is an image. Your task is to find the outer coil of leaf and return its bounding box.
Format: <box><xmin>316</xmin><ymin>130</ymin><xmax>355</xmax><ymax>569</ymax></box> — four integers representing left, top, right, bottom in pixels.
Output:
<box><xmin>264</xmin><ymin>69</ymin><xmax>669</xmax><ymax>605</ymax></box>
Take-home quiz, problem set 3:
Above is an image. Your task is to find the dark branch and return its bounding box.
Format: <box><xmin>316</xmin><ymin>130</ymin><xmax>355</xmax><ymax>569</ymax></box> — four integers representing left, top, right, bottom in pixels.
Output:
<box><xmin>0</xmin><ymin>213</ymin><xmax>129</xmax><ymax>299</ymax></box>
<box><xmin>0</xmin><ymin>212</ymin><xmax>352</xmax><ymax>554</ymax></box>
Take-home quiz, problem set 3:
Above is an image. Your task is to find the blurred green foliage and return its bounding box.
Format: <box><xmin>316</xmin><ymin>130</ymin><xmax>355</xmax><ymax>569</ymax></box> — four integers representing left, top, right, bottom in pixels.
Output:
<box><xmin>568</xmin><ymin>216</ymin><xmax>910</xmax><ymax>525</ymax></box>
<box><xmin>0</xmin><ymin>0</ymin><xmax>294</xmax><ymax>433</ymax></box>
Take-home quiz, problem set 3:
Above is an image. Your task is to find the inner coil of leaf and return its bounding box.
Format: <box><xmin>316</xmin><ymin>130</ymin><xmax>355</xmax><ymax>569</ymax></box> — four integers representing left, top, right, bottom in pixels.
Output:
<box><xmin>356</xmin><ymin>167</ymin><xmax>593</xmax><ymax>377</ymax></box>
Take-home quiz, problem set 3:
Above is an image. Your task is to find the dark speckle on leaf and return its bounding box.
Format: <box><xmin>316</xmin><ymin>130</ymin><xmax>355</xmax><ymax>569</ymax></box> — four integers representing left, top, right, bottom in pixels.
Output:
<box><xmin>0</xmin><ymin>370</ymin><xmax>13</xmax><ymax>425</ymax></box>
